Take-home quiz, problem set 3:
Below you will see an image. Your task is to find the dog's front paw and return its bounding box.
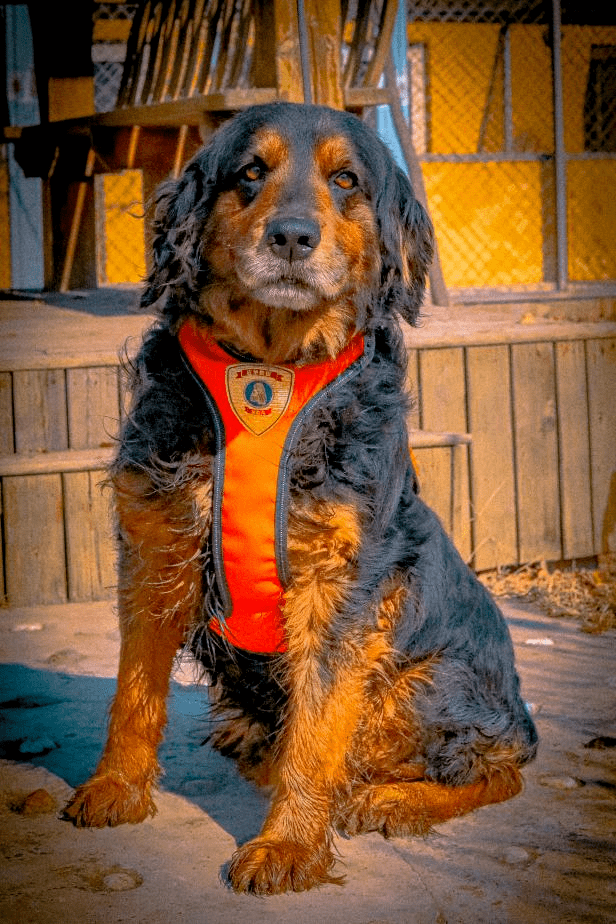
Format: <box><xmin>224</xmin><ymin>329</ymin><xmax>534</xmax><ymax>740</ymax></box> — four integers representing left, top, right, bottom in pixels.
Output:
<box><xmin>63</xmin><ymin>773</ymin><xmax>156</xmax><ymax>828</ymax></box>
<box><xmin>228</xmin><ymin>837</ymin><xmax>341</xmax><ymax>894</ymax></box>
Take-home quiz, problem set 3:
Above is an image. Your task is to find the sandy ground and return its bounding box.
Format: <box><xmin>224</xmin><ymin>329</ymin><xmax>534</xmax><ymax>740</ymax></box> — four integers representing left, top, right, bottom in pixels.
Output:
<box><xmin>0</xmin><ymin>598</ymin><xmax>615</xmax><ymax>924</ymax></box>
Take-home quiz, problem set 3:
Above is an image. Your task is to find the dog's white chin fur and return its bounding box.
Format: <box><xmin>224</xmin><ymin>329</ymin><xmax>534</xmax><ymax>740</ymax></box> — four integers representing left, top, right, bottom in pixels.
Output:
<box><xmin>250</xmin><ymin>282</ymin><xmax>325</xmax><ymax>310</ymax></box>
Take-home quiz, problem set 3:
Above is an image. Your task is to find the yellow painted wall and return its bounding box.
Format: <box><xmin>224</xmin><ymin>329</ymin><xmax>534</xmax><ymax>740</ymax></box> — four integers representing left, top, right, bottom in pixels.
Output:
<box><xmin>423</xmin><ymin>161</ymin><xmax>545</xmax><ymax>288</ymax></box>
<box><xmin>98</xmin><ymin>171</ymin><xmax>146</xmax><ymax>285</ymax></box>
<box><xmin>407</xmin><ymin>22</ymin><xmax>616</xmax><ymax>288</ymax></box>
<box><xmin>568</xmin><ymin>161</ymin><xmax>616</xmax><ymax>281</ymax></box>
<box><xmin>510</xmin><ymin>25</ymin><xmax>553</xmax><ymax>153</ymax></box>
<box><xmin>407</xmin><ymin>23</ymin><xmax>502</xmax><ymax>154</ymax></box>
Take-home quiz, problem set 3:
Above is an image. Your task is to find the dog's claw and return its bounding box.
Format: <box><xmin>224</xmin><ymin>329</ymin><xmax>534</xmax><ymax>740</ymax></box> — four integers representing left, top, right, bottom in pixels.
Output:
<box><xmin>228</xmin><ymin>837</ymin><xmax>341</xmax><ymax>894</ymax></box>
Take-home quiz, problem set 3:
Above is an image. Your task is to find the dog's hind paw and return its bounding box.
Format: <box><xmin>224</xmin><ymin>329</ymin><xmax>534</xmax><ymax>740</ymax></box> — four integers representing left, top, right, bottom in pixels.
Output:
<box><xmin>63</xmin><ymin>773</ymin><xmax>157</xmax><ymax>828</ymax></box>
<box><xmin>336</xmin><ymin>783</ymin><xmax>431</xmax><ymax>838</ymax></box>
<box><xmin>228</xmin><ymin>837</ymin><xmax>342</xmax><ymax>894</ymax></box>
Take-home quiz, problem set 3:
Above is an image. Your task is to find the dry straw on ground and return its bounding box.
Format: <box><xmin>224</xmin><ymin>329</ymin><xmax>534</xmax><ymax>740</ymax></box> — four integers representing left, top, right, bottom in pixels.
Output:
<box><xmin>481</xmin><ymin>555</ymin><xmax>616</xmax><ymax>634</ymax></box>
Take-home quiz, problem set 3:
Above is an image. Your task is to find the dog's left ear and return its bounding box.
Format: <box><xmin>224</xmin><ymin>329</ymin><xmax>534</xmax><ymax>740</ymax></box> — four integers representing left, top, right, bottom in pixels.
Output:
<box><xmin>376</xmin><ymin>162</ymin><xmax>434</xmax><ymax>326</ymax></box>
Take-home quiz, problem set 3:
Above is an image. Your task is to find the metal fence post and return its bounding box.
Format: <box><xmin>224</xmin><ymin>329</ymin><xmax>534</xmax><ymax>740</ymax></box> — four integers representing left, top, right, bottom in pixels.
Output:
<box><xmin>551</xmin><ymin>0</ymin><xmax>568</xmax><ymax>291</ymax></box>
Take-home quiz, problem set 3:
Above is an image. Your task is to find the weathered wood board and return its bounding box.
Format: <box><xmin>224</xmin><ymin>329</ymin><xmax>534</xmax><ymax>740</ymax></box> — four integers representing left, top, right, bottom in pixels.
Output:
<box><xmin>586</xmin><ymin>338</ymin><xmax>616</xmax><ymax>556</ymax></box>
<box><xmin>3</xmin><ymin>473</ymin><xmax>67</xmax><ymax>605</ymax></box>
<box><xmin>555</xmin><ymin>340</ymin><xmax>594</xmax><ymax>560</ymax></box>
<box><xmin>0</xmin><ymin>372</ymin><xmax>13</xmax><ymax>454</ymax></box>
<box><xmin>466</xmin><ymin>345</ymin><xmax>517</xmax><ymax>571</ymax></box>
<box><xmin>418</xmin><ymin>347</ymin><xmax>471</xmax><ymax>561</ymax></box>
<box><xmin>63</xmin><ymin>470</ymin><xmax>116</xmax><ymax>601</ymax></box>
<box><xmin>67</xmin><ymin>366</ymin><xmax>121</xmax><ymax>449</ymax></box>
<box><xmin>511</xmin><ymin>342</ymin><xmax>561</xmax><ymax>563</ymax></box>
<box><xmin>12</xmin><ymin>369</ymin><xmax>69</xmax><ymax>452</ymax></box>
<box><xmin>1</xmin><ymin>326</ymin><xmax>614</xmax><ymax>607</ymax></box>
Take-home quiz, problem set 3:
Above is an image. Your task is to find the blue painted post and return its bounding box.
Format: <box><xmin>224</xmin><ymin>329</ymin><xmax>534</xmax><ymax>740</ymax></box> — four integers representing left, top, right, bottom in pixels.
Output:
<box><xmin>5</xmin><ymin>5</ymin><xmax>44</xmax><ymax>290</ymax></box>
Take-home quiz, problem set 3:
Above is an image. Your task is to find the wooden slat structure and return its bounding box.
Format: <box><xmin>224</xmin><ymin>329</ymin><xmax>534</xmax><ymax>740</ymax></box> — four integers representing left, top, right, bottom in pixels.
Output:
<box><xmin>1</xmin><ymin>318</ymin><xmax>614</xmax><ymax>606</ymax></box>
<box><xmin>0</xmin><ymin>356</ymin><xmax>120</xmax><ymax>606</ymax></box>
<box><xmin>5</xmin><ymin>0</ymin><xmax>400</xmax><ymax>290</ymax></box>
<box><xmin>410</xmin><ymin>329</ymin><xmax>616</xmax><ymax>573</ymax></box>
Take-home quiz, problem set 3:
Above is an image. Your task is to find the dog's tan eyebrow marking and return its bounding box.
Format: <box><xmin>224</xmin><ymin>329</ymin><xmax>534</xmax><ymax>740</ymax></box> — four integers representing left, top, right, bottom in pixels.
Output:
<box><xmin>314</xmin><ymin>136</ymin><xmax>358</xmax><ymax>177</ymax></box>
<box><xmin>250</xmin><ymin>128</ymin><xmax>289</xmax><ymax>169</ymax></box>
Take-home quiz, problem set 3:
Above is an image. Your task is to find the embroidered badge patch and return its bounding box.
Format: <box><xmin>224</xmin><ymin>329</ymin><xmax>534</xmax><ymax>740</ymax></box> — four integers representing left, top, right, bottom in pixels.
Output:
<box><xmin>226</xmin><ymin>363</ymin><xmax>294</xmax><ymax>435</ymax></box>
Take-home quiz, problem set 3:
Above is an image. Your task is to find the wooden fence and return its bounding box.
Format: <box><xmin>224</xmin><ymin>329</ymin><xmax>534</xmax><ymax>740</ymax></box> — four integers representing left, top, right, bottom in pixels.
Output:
<box><xmin>1</xmin><ymin>325</ymin><xmax>614</xmax><ymax>606</ymax></box>
<box><xmin>407</xmin><ymin>329</ymin><xmax>615</xmax><ymax>572</ymax></box>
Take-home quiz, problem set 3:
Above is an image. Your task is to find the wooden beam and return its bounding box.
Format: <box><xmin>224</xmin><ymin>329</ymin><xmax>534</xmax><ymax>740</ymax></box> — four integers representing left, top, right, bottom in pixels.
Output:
<box><xmin>273</xmin><ymin>0</ymin><xmax>304</xmax><ymax>102</ymax></box>
<box><xmin>304</xmin><ymin>0</ymin><xmax>343</xmax><ymax>108</ymax></box>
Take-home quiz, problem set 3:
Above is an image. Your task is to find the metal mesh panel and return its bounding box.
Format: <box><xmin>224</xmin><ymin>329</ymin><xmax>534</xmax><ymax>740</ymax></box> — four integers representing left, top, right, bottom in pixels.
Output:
<box><xmin>94</xmin><ymin>171</ymin><xmax>146</xmax><ymax>286</ymax></box>
<box><xmin>403</xmin><ymin>0</ymin><xmax>616</xmax><ymax>294</ymax></box>
<box><xmin>561</xmin><ymin>25</ymin><xmax>616</xmax><ymax>281</ymax></box>
<box><xmin>94</xmin><ymin>59</ymin><xmax>124</xmax><ymax>112</ymax></box>
<box><xmin>93</xmin><ymin>4</ymin><xmax>144</xmax><ymax>285</ymax></box>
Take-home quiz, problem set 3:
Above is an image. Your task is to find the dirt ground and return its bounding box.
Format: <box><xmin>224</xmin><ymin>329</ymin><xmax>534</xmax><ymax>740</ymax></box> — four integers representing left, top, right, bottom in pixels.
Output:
<box><xmin>0</xmin><ymin>597</ymin><xmax>615</xmax><ymax>924</ymax></box>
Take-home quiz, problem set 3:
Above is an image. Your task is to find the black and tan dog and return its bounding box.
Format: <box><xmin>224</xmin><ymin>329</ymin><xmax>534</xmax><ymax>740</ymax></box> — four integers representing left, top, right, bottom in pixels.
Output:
<box><xmin>64</xmin><ymin>102</ymin><xmax>537</xmax><ymax>894</ymax></box>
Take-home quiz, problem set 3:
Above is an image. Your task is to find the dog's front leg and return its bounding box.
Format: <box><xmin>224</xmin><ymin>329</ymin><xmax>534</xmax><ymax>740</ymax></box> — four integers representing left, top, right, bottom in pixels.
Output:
<box><xmin>229</xmin><ymin>500</ymin><xmax>377</xmax><ymax>893</ymax></box>
<box><xmin>64</xmin><ymin>468</ymin><xmax>211</xmax><ymax>827</ymax></box>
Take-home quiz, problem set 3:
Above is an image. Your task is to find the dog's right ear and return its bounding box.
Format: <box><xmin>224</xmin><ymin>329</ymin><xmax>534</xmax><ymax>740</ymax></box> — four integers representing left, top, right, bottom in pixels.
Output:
<box><xmin>140</xmin><ymin>148</ymin><xmax>221</xmax><ymax>310</ymax></box>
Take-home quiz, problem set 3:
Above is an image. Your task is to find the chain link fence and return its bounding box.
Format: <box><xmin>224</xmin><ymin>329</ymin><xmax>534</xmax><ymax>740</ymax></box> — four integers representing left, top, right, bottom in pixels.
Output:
<box><xmin>403</xmin><ymin>0</ymin><xmax>616</xmax><ymax>297</ymax></box>
<box><xmin>93</xmin><ymin>1</ymin><xmax>145</xmax><ymax>286</ymax></box>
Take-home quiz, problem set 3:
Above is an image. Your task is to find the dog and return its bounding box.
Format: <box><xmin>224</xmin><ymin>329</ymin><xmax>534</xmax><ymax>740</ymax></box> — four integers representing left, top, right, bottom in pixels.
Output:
<box><xmin>64</xmin><ymin>102</ymin><xmax>537</xmax><ymax>894</ymax></box>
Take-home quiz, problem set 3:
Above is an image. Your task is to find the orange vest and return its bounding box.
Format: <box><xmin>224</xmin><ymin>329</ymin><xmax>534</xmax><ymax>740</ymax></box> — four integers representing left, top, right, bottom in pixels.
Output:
<box><xmin>178</xmin><ymin>319</ymin><xmax>367</xmax><ymax>654</ymax></box>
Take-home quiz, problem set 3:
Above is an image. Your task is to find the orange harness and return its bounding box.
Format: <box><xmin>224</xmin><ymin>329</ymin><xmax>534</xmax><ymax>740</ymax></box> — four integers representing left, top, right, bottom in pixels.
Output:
<box><xmin>178</xmin><ymin>319</ymin><xmax>367</xmax><ymax>654</ymax></box>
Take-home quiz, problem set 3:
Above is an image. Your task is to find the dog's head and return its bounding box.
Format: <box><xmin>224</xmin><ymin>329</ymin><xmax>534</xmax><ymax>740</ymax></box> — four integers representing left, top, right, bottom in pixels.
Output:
<box><xmin>143</xmin><ymin>102</ymin><xmax>433</xmax><ymax>361</ymax></box>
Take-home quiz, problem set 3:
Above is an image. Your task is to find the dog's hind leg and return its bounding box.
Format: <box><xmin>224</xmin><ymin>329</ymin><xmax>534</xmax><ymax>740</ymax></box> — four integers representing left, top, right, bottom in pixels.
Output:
<box><xmin>339</xmin><ymin>765</ymin><xmax>523</xmax><ymax>838</ymax></box>
<box><xmin>64</xmin><ymin>468</ymin><xmax>211</xmax><ymax>827</ymax></box>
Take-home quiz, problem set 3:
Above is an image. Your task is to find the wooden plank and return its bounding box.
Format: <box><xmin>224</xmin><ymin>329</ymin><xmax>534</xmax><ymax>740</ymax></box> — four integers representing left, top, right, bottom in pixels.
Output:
<box><xmin>305</xmin><ymin>0</ymin><xmax>343</xmax><ymax>108</ymax></box>
<box><xmin>466</xmin><ymin>345</ymin><xmax>517</xmax><ymax>570</ymax></box>
<box><xmin>406</xmin><ymin>348</ymin><xmax>420</xmax><ymax>432</ymax></box>
<box><xmin>554</xmin><ymin>340</ymin><xmax>594</xmax><ymax>559</ymax></box>
<box><xmin>344</xmin><ymin>86</ymin><xmax>389</xmax><ymax>108</ymax></box>
<box><xmin>63</xmin><ymin>471</ymin><xmax>116</xmax><ymax>601</ymax></box>
<box><xmin>0</xmin><ymin>449</ymin><xmax>113</xmax><ymax>477</ymax></box>
<box><xmin>409</xmin><ymin>431</ymin><xmax>472</xmax><ymax>449</ymax></box>
<box><xmin>586</xmin><ymin>338</ymin><xmax>616</xmax><ymax>556</ymax></box>
<box><xmin>3</xmin><ymin>474</ymin><xmax>67</xmax><ymax>605</ymax></box>
<box><xmin>67</xmin><ymin>366</ymin><xmax>121</xmax><ymax>450</ymax></box>
<box><xmin>402</xmin><ymin>320</ymin><xmax>616</xmax><ymax>351</ymax></box>
<box><xmin>418</xmin><ymin>347</ymin><xmax>471</xmax><ymax>558</ymax></box>
<box><xmin>511</xmin><ymin>342</ymin><xmax>561</xmax><ymax>562</ymax></box>
<box><xmin>0</xmin><ymin>373</ymin><xmax>14</xmax><ymax>454</ymax></box>
<box><xmin>412</xmin><ymin>446</ymin><xmax>461</xmax><ymax>538</ymax></box>
<box><xmin>362</xmin><ymin>0</ymin><xmax>399</xmax><ymax>89</ymax></box>
<box><xmin>12</xmin><ymin>369</ymin><xmax>68</xmax><ymax>452</ymax></box>
<box><xmin>273</xmin><ymin>0</ymin><xmax>304</xmax><ymax>102</ymax></box>
<box><xmin>0</xmin><ymin>481</ymin><xmax>5</xmax><ymax>603</ymax></box>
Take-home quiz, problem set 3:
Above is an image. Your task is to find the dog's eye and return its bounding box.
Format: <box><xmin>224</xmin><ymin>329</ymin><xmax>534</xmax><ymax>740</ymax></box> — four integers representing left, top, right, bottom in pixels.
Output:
<box><xmin>333</xmin><ymin>171</ymin><xmax>358</xmax><ymax>191</ymax></box>
<box><xmin>240</xmin><ymin>162</ymin><xmax>264</xmax><ymax>183</ymax></box>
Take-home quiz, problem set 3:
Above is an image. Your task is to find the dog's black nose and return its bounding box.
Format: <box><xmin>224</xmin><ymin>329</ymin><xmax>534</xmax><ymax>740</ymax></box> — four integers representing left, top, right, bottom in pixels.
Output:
<box><xmin>266</xmin><ymin>217</ymin><xmax>321</xmax><ymax>262</ymax></box>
